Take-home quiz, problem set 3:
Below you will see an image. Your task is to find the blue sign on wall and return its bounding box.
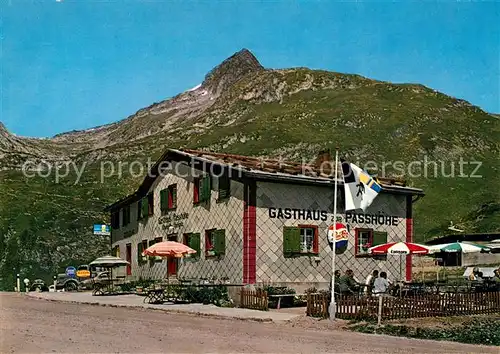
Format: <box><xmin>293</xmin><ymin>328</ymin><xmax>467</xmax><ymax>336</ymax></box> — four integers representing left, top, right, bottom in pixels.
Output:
<box><xmin>66</xmin><ymin>266</ymin><xmax>76</xmax><ymax>278</ymax></box>
<box><xmin>93</xmin><ymin>224</ymin><xmax>111</xmax><ymax>235</ymax></box>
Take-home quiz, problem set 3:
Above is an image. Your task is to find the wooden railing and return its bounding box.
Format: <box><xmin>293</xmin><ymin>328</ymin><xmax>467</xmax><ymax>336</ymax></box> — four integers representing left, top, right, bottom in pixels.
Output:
<box><xmin>307</xmin><ymin>291</ymin><xmax>500</xmax><ymax>320</ymax></box>
<box><xmin>240</xmin><ymin>288</ymin><xmax>268</xmax><ymax>311</ymax></box>
<box><xmin>306</xmin><ymin>293</ymin><xmax>329</xmax><ymax>318</ymax></box>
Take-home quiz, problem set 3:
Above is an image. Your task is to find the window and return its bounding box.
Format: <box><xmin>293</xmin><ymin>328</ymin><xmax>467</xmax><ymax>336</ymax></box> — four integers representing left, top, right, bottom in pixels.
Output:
<box><xmin>217</xmin><ymin>175</ymin><xmax>230</xmax><ymax>201</ymax></box>
<box><xmin>137</xmin><ymin>200</ymin><xmax>143</xmax><ymax>220</ymax></box>
<box><xmin>147</xmin><ymin>237</ymin><xmax>163</xmax><ymax>264</ymax></box>
<box><xmin>112</xmin><ymin>245</ymin><xmax>120</xmax><ymax>258</ymax></box>
<box><xmin>138</xmin><ymin>199</ymin><xmax>148</xmax><ymax>220</ymax></box>
<box><xmin>283</xmin><ymin>225</ymin><xmax>319</xmax><ymax>257</ymax></box>
<box><xmin>183</xmin><ymin>233</ymin><xmax>201</xmax><ymax>260</ymax></box>
<box><xmin>355</xmin><ymin>228</ymin><xmax>388</xmax><ymax>258</ymax></box>
<box><xmin>137</xmin><ymin>240</ymin><xmax>148</xmax><ymax>265</ymax></box>
<box><xmin>160</xmin><ymin>184</ymin><xmax>177</xmax><ymax>213</ymax></box>
<box><xmin>147</xmin><ymin>193</ymin><xmax>154</xmax><ymax>216</ymax></box>
<box><xmin>122</xmin><ymin>205</ymin><xmax>131</xmax><ymax>226</ymax></box>
<box><xmin>194</xmin><ymin>175</ymin><xmax>211</xmax><ymax>204</ymax></box>
<box><xmin>205</xmin><ymin>229</ymin><xmax>225</xmax><ymax>257</ymax></box>
<box><xmin>111</xmin><ymin>212</ymin><xmax>120</xmax><ymax>230</ymax></box>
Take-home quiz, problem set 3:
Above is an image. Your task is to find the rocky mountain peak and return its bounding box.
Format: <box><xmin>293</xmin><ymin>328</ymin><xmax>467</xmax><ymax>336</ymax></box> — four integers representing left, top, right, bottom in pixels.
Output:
<box><xmin>201</xmin><ymin>48</ymin><xmax>264</xmax><ymax>95</ymax></box>
<box><xmin>0</xmin><ymin>121</ymin><xmax>8</xmax><ymax>134</ymax></box>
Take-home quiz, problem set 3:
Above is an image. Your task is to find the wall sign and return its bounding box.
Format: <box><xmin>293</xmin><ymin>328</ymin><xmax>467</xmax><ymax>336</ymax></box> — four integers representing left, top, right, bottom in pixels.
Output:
<box><xmin>327</xmin><ymin>223</ymin><xmax>349</xmax><ymax>254</ymax></box>
<box><xmin>345</xmin><ymin>212</ymin><xmax>399</xmax><ymax>226</ymax></box>
<box><xmin>159</xmin><ymin>212</ymin><xmax>189</xmax><ymax>229</ymax></box>
<box><xmin>268</xmin><ymin>207</ymin><xmax>328</xmax><ymax>221</ymax></box>
<box><xmin>93</xmin><ymin>224</ymin><xmax>111</xmax><ymax>235</ymax></box>
<box><xmin>65</xmin><ymin>266</ymin><xmax>76</xmax><ymax>278</ymax></box>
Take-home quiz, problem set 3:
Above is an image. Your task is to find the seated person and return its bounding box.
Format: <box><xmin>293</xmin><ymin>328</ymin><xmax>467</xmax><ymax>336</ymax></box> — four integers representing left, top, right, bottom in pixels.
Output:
<box><xmin>372</xmin><ymin>271</ymin><xmax>390</xmax><ymax>296</ymax></box>
<box><xmin>338</xmin><ymin>269</ymin><xmax>362</xmax><ymax>295</ymax></box>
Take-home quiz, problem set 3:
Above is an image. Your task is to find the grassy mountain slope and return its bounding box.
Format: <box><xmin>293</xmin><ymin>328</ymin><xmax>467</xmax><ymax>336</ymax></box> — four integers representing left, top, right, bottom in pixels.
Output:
<box><xmin>0</xmin><ymin>49</ymin><xmax>498</xmax><ymax>289</ymax></box>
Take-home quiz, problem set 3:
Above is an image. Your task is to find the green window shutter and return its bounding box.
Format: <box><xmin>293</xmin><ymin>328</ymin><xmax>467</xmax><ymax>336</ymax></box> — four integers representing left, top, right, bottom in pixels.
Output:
<box><xmin>200</xmin><ymin>176</ymin><xmax>211</xmax><ymax>202</ymax></box>
<box><xmin>141</xmin><ymin>198</ymin><xmax>149</xmax><ymax>219</ymax></box>
<box><xmin>171</xmin><ymin>185</ymin><xmax>177</xmax><ymax>208</ymax></box>
<box><xmin>372</xmin><ymin>231</ymin><xmax>388</xmax><ymax>246</ymax></box>
<box><xmin>137</xmin><ymin>242</ymin><xmax>143</xmax><ymax>265</ymax></box>
<box><xmin>160</xmin><ymin>189</ymin><xmax>167</xmax><ymax>212</ymax></box>
<box><xmin>283</xmin><ymin>226</ymin><xmax>301</xmax><ymax>256</ymax></box>
<box><xmin>189</xmin><ymin>233</ymin><xmax>201</xmax><ymax>259</ymax></box>
<box><xmin>137</xmin><ymin>201</ymin><xmax>142</xmax><ymax>220</ymax></box>
<box><xmin>213</xmin><ymin>229</ymin><xmax>226</xmax><ymax>256</ymax></box>
<box><xmin>148</xmin><ymin>239</ymin><xmax>155</xmax><ymax>265</ymax></box>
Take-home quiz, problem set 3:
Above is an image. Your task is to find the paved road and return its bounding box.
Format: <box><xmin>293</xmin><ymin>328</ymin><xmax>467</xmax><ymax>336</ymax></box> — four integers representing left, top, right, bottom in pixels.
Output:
<box><xmin>1</xmin><ymin>293</ymin><xmax>496</xmax><ymax>353</ymax></box>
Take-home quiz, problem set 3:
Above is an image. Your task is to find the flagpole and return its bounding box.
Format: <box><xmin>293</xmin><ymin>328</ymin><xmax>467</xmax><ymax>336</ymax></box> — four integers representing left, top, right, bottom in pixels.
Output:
<box><xmin>329</xmin><ymin>147</ymin><xmax>339</xmax><ymax>321</ymax></box>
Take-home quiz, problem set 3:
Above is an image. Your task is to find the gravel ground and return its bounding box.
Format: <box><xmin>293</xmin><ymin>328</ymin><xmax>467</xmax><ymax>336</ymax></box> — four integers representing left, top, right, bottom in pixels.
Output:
<box><xmin>1</xmin><ymin>292</ymin><xmax>497</xmax><ymax>354</ymax></box>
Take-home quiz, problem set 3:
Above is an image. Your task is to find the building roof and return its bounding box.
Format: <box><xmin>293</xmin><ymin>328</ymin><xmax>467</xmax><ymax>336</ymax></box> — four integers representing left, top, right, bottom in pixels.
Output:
<box><xmin>105</xmin><ymin>148</ymin><xmax>424</xmax><ymax>211</ymax></box>
<box><xmin>425</xmin><ymin>232</ymin><xmax>500</xmax><ymax>245</ymax></box>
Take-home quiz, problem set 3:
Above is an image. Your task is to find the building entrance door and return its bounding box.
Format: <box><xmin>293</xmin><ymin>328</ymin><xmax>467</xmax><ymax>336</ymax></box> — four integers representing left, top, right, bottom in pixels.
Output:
<box><xmin>167</xmin><ymin>234</ymin><xmax>178</xmax><ymax>275</ymax></box>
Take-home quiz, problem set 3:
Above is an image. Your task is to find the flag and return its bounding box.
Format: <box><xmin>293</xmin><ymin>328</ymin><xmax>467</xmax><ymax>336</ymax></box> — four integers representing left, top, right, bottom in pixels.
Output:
<box><xmin>341</xmin><ymin>160</ymin><xmax>382</xmax><ymax>211</ymax></box>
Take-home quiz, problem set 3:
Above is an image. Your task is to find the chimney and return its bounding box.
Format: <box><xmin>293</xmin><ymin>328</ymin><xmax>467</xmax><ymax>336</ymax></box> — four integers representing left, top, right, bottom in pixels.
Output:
<box><xmin>315</xmin><ymin>149</ymin><xmax>332</xmax><ymax>167</ymax></box>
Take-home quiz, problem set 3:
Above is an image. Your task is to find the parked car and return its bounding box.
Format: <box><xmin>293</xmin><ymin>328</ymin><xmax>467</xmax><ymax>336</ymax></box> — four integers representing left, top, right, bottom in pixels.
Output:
<box><xmin>55</xmin><ymin>273</ymin><xmax>80</xmax><ymax>291</ymax></box>
<box><xmin>80</xmin><ymin>271</ymin><xmax>110</xmax><ymax>290</ymax></box>
<box><xmin>30</xmin><ymin>279</ymin><xmax>49</xmax><ymax>292</ymax></box>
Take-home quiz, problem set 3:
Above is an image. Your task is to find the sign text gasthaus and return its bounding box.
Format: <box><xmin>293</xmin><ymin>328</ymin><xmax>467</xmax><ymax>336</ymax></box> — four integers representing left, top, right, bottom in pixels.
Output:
<box><xmin>345</xmin><ymin>212</ymin><xmax>399</xmax><ymax>226</ymax></box>
<box><xmin>268</xmin><ymin>207</ymin><xmax>328</xmax><ymax>221</ymax></box>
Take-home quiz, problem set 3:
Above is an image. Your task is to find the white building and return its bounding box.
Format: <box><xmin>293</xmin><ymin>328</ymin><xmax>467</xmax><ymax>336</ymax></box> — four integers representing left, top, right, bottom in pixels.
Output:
<box><xmin>106</xmin><ymin>149</ymin><xmax>424</xmax><ymax>292</ymax></box>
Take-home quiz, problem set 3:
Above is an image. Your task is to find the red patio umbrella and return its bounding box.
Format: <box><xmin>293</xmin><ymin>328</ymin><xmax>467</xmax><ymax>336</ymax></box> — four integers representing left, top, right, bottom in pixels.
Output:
<box><xmin>369</xmin><ymin>242</ymin><xmax>430</xmax><ymax>282</ymax></box>
<box><xmin>369</xmin><ymin>242</ymin><xmax>430</xmax><ymax>255</ymax></box>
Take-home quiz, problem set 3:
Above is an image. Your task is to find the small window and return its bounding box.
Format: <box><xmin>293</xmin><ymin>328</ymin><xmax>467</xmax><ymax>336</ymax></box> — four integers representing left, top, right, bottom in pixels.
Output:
<box><xmin>193</xmin><ymin>178</ymin><xmax>200</xmax><ymax>204</ymax></box>
<box><xmin>147</xmin><ymin>193</ymin><xmax>154</xmax><ymax>216</ymax></box>
<box><xmin>283</xmin><ymin>225</ymin><xmax>319</xmax><ymax>257</ymax></box>
<box><xmin>138</xmin><ymin>199</ymin><xmax>149</xmax><ymax>220</ymax></box>
<box><xmin>111</xmin><ymin>211</ymin><xmax>120</xmax><ymax>229</ymax></box>
<box><xmin>168</xmin><ymin>184</ymin><xmax>177</xmax><ymax>209</ymax></box>
<box><xmin>137</xmin><ymin>240</ymin><xmax>148</xmax><ymax>265</ymax></box>
<box><xmin>194</xmin><ymin>175</ymin><xmax>211</xmax><ymax>204</ymax></box>
<box><xmin>112</xmin><ymin>245</ymin><xmax>120</xmax><ymax>258</ymax></box>
<box><xmin>355</xmin><ymin>228</ymin><xmax>373</xmax><ymax>256</ymax></box>
<box><xmin>205</xmin><ymin>229</ymin><xmax>225</xmax><ymax>258</ymax></box>
<box><xmin>355</xmin><ymin>228</ymin><xmax>388</xmax><ymax>259</ymax></box>
<box><xmin>160</xmin><ymin>184</ymin><xmax>177</xmax><ymax>213</ymax></box>
<box><xmin>137</xmin><ymin>200</ymin><xmax>143</xmax><ymax>220</ymax></box>
<box><xmin>122</xmin><ymin>205</ymin><xmax>131</xmax><ymax>226</ymax></box>
<box><xmin>217</xmin><ymin>175</ymin><xmax>230</xmax><ymax>201</ymax></box>
<box><xmin>147</xmin><ymin>238</ymin><xmax>163</xmax><ymax>264</ymax></box>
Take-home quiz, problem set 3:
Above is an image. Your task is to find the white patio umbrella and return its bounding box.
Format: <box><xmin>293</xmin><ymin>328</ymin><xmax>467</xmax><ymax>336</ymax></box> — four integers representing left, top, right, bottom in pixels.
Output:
<box><xmin>426</xmin><ymin>242</ymin><xmax>490</xmax><ymax>281</ymax></box>
<box><xmin>427</xmin><ymin>242</ymin><xmax>490</xmax><ymax>254</ymax></box>
<box><xmin>89</xmin><ymin>256</ymin><xmax>130</xmax><ymax>292</ymax></box>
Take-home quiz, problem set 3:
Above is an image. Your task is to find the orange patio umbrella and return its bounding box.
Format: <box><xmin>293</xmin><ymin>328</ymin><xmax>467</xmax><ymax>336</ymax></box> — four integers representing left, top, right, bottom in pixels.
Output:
<box><xmin>142</xmin><ymin>241</ymin><xmax>197</xmax><ymax>284</ymax></box>
<box><xmin>142</xmin><ymin>241</ymin><xmax>197</xmax><ymax>258</ymax></box>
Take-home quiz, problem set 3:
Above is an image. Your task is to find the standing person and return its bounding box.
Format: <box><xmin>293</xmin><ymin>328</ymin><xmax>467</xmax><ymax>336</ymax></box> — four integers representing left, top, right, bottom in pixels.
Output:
<box><xmin>373</xmin><ymin>271</ymin><xmax>390</xmax><ymax>296</ymax></box>
<box><xmin>364</xmin><ymin>270</ymin><xmax>378</xmax><ymax>295</ymax></box>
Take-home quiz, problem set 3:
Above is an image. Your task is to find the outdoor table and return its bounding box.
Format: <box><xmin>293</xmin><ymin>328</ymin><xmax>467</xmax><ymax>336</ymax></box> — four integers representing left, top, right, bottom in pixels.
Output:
<box><xmin>92</xmin><ymin>278</ymin><xmax>123</xmax><ymax>296</ymax></box>
<box><xmin>143</xmin><ymin>288</ymin><xmax>165</xmax><ymax>304</ymax></box>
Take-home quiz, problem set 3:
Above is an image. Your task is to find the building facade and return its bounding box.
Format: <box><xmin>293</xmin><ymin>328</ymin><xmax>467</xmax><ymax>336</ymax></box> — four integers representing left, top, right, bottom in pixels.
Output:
<box><xmin>107</xmin><ymin>149</ymin><xmax>424</xmax><ymax>291</ymax></box>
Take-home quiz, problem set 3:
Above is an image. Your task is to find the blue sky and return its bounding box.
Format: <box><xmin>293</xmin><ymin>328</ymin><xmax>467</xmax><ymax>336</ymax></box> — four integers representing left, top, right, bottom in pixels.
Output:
<box><xmin>1</xmin><ymin>1</ymin><xmax>499</xmax><ymax>137</ymax></box>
